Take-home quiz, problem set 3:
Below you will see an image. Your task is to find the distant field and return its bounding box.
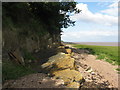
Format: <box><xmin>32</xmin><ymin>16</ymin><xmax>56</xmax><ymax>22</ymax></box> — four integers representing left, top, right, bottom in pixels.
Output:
<box><xmin>65</xmin><ymin>42</ymin><xmax>118</xmax><ymax>46</ymax></box>
<box><xmin>73</xmin><ymin>44</ymin><xmax>119</xmax><ymax>65</ymax></box>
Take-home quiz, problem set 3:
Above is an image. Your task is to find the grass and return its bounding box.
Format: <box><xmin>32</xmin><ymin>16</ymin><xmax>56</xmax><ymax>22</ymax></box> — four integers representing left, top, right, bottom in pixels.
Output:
<box><xmin>116</xmin><ymin>68</ymin><xmax>120</xmax><ymax>74</ymax></box>
<box><xmin>73</xmin><ymin>44</ymin><xmax>119</xmax><ymax>65</ymax></box>
<box><xmin>2</xmin><ymin>60</ymin><xmax>35</xmax><ymax>82</ymax></box>
<box><xmin>116</xmin><ymin>68</ymin><xmax>120</xmax><ymax>71</ymax></box>
<box><xmin>2</xmin><ymin>49</ymin><xmax>38</xmax><ymax>82</ymax></box>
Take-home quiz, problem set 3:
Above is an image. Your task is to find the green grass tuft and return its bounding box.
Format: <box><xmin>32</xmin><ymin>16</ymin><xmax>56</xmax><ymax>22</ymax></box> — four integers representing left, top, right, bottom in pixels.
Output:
<box><xmin>116</xmin><ymin>68</ymin><xmax>120</xmax><ymax>71</ymax></box>
<box><xmin>116</xmin><ymin>68</ymin><xmax>120</xmax><ymax>74</ymax></box>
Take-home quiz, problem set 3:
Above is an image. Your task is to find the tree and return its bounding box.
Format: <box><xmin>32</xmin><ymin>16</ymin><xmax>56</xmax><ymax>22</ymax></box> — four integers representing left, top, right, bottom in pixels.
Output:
<box><xmin>2</xmin><ymin>2</ymin><xmax>80</xmax><ymax>35</ymax></box>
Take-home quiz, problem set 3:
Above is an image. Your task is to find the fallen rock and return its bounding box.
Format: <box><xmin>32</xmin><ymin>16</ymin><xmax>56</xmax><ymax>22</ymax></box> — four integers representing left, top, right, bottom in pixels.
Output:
<box><xmin>67</xmin><ymin>82</ymin><xmax>80</xmax><ymax>88</ymax></box>
<box><xmin>41</xmin><ymin>53</ymin><xmax>67</xmax><ymax>68</ymax></box>
<box><xmin>55</xmin><ymin>57</ymin><xmax>74</xmax><ymax>69</ymax></box>
<box><xmin>41</xmin><ymin>53</ymin><xmax>74</xmax><ymax>70</ymax></box>
<box><xmin>91</xmin><ymin>72</ymin><xmax>95</xmax><ymax>75</ymax></box>
<box><xmin>57</xmin><ymin>46</ymin><xmax>67</xmax><ymax>53</ymax></box>
<box><xmin>41</xmin><ymin>52</ymin><xmax>83</xmax><ymax>87</ymax></box>
<box><xmin>55</xmin><ymin>79</ymin><xmax>64</xmax><ymax>86</ymax></box>
<box><xmin>86</xmin><ymin>67</ymin><xmax>93</xmax><ymax>73</ymax></box>
<box><xmin>58</xmin><ymin>46</ymin><xmax>65</xmax><ymax>49</ymax></box>
<box><xmin>65</xmin><ymin>48</ymin><xmax>72</xmax><ymax>54</ymax></box>
<box><xmin>52</xmin><ymin>69</ymin><xmax>83</xmax><ymax>84</ymax></box>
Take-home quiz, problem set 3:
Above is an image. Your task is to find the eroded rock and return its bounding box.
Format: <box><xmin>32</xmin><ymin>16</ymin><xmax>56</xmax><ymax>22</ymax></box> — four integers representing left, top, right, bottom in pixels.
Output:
<box><xmin>65</xmin><ymin>48</ymin><xmax>72</xmax><ymax>54</ymax></box>
<box><xmin>41</xmin><ymin>52</ymin><xmax>74</xmax><ymax>70</ymax></box>
<box><xmin>67</xmin><ymin>82</ymin><xmax>80</xmax><ymax>88</ymax></box>
<box><xmin>41</xmin><ymin>52</ymin><xmax>83</xmax><ymax>87</ymax></box>
<box><xmin>55</xmin><ymin>57</ymin><xmax>74</xmax><ymax>69</ymax></box>
<box><xmin>52</xmin><ymin>69</ymin><xmax>83</xmax><ymax>84</ymax></box>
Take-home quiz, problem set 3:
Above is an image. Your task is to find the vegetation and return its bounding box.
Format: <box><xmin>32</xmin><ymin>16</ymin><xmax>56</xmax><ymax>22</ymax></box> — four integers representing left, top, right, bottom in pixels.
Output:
<box><xmin>73</xmin><ymin>44</ymin><xmax>119</xmax><ymax>65</ymax></box>
<box><xmin>2</xmin><ymin>2</ymin><xmax>80</xmax><ymax>35</ymax></box>
<box><xmin>23</xmin><ymin>49</ymin><xmax>35</xmax><ymax>61</ymax></box>
<box><xmin>116</xmin><ymin>68</ymin><xmax>120</xmax><ymax>71</ymax></box>
<box><xmin>2</xmin><ymin>60</ymin><xmax>35</xmax><ymax>82</ymax></box>
<box><xmin>116</xmin><ymin>68</ymin><xmax>120</xmax><ymax>74</ymax></box>
<box><xmin>2</xmin><ymin>2</ymin><xmax>80</xmax><ymax>81</ymax></box>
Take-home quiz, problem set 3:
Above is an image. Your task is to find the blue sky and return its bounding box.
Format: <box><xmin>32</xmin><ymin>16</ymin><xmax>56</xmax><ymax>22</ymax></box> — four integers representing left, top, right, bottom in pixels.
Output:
<box><xmin>61</xmin><ymin>2</ymin><xmax>118</xmax><ymax>42</ymax></box>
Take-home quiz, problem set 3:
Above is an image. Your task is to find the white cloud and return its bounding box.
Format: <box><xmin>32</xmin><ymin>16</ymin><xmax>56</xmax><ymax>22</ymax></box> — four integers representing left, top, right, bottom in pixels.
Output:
<box><xmin>97</xmin><ymin>2</ymin><xmax>112</xmax><ymax>8</ymax></box>
<box><xmin>74</xmin><ymin>0</ymin><xmax>119</xmax><ymax>2</ymax></box>
<box><xmin>62</xmin><ymin>3</ymin><xmax>118</xmax><ymax>42</ymax></box>
<box><xmin>109</xmin><ymin>2</ymin><xmax>118</xmax><ymax>8</ymax></box>
<box><xmin>70</xmin><ymin>3</ymin><xmax>118</xmax><ymax>26</ymax></box>
<box><xmin>62</xmin><ymin>30</ymin><xmax>117</xmax><ymax>37</ymax></box>
<box><xmin>61</xmin><ymin>30</ymin><xmax>118</xmax><ymax>42</ymax></box>
<box><xmin>101</xmin><ymin>2</ymin><xmax>118</xmax><ymax>16</ymax></box>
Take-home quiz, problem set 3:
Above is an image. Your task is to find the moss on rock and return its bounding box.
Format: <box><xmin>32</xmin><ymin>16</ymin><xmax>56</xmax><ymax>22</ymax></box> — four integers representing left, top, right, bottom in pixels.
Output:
<box><xmin>55</xmin><ymin>57</ymin><xmax>74</xmax><ymax>69</ymax></box>
<box><xmin>41</xmin><ymin>53</ymin><xmax>74</xmax><ymax>70</ymax></box>
<box><xmin>52</xmin><ymin>69</ymin><xmax>83</xmax><ymax>84</ymax></box>
<box><xmin>41</xmin><ymin>52</ymin><xmax>83</xmax><ymax>87</ymax></box>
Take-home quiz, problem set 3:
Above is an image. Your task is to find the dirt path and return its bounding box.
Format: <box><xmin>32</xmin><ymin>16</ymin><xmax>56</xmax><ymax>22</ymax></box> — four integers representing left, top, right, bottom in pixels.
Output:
<box><xmin>3</xmin><ymin>73</ymin><xmax>65</xmax><ymax>88</ymax></box>
<box><xmin>85</xmin><ymin>54</ymin><xmax>118</xmax><ymax>87</ymax></box>
<box><xmin>69</xmin><ymin>45</ymin><xmax>119</xmax><ymax>88</ymax></box>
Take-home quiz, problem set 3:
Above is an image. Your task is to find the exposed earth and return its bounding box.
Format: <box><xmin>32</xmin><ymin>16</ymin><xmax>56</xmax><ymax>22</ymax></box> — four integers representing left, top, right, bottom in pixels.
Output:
<box><xmin>2</xmin><ymin>44</ymin><xmax>119</xmax><ymax>89</ymax></box>
<box><xmin>72</xmin><ymin>48</ymin><xmax>119</xmax><ymax>88</ymax></box>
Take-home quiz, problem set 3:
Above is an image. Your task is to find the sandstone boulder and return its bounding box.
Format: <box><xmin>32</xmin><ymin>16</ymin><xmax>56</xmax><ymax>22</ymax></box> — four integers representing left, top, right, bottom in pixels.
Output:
<box><xmin>65</xmin><ymin>49</ymin><xmax>72</xmax><ymax>54</ymax></box>
<box><xmin>52</xmin><ymin>69</ymin><xmax>83</xmax><ymax>84</ymax></box>
<box><xmin>58</xmin><ymin>46</ymin><xmax>65</xmax><ymax>49</ymax></box>
<box><xmin>41</xmin><ymin>53</ymin><xmax>74</xmax><ymax>70</ymax></box>
<box><xmin>67</xmin><ymin>82</ymin><xmax>80</xmax><ymax>88</ymax></box>
<box><xmin>55</xmin><ymin>57</ymin><xmax>74</xmax><ymax>69</ymax></box>
<box><xmin>41</xmin><ymin>52</ymin><xmax>83</xmax><ymax>88</ymax></box>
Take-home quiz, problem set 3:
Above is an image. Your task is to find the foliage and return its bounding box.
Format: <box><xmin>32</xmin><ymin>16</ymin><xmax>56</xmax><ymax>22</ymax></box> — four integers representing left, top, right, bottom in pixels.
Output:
<box><xmin>2</xmin><ymin>2</ymin><xmax>80</xmax><ymax>35</ymax></box>
<box><xmin>73</xmin><ymin>44</ymin><xmax>119</xmax><ymax>65</ymax></box>
<box><xmin>2</xmin><ymin>2</ymin><xmax>80</xmax><ymax>81</ymax></box>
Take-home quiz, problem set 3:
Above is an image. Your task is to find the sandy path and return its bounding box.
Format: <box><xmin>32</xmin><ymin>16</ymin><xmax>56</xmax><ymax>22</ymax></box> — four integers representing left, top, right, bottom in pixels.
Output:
<box><xmin>66</xmin><ymin>44</ymin><xmax>119</xmax><ymax>88</ymax></box>
<box><xmin>84</xmin><ymin>54</ymin><xmax>118</xmax><ymax>88</ymax></box>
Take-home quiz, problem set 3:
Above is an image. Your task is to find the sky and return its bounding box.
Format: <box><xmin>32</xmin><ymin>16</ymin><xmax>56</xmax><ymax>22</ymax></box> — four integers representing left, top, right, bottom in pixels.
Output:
<box><xmin>61</xmin><ymin>1</ymin><xmax>118</xmax><ymax>42</ymax></box>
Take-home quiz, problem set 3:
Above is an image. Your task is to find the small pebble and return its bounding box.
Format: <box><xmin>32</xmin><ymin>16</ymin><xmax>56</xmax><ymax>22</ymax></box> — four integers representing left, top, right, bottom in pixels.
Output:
<box><xmin>42</xmin><ymin>78</ymin><xmax>48</xmax><ymax>82</ymax></box>
<box><xmin>91</xmin><ymin>72</ymin><xmax>95</xmax><ymax>75</ymax></box>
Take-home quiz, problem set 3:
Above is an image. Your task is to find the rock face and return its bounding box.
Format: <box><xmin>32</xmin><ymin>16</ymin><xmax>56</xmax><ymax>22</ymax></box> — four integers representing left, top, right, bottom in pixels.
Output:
<box><xmin>3</xmin><ymin>30</ymin><xmax>61</xmax><ymax>63</ymax></box>
<box><xmin>41</xmin><ymin>52</ymin><xmax>83</xmax><ymax>88</ymax></box>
